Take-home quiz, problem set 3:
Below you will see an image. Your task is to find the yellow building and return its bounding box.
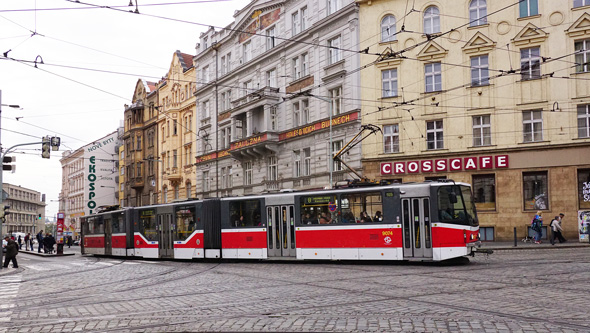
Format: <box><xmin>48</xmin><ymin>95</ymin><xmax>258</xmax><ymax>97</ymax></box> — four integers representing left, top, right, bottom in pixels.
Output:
<box><xmin>156</xmin><ymin>51</ymin><xmax>197</xmax><ymax>203</ymax></box>
<box><xmin>358</xmin><ymin>0</ymin><xmax>590</xmax><ymax>241</ymax></box>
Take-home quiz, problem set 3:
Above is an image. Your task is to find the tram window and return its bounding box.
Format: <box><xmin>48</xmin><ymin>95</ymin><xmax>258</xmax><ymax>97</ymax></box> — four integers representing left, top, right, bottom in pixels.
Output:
<box><xmin>139</xmin><ymin>209</ymin><xmax>158</xmax><ymax>241</ymax></box>
<box><xmin>175</xmin><ymin>205</ymin><xmax>196</xmax><ymax>241</ymax></box>
<box><xmin>112</xmin><ymin>213</ymin><xmax>124</xmax><ymax>233</ymax></box>
<box><xmin>95</xmin><ymin>218</ymin><xmax>104</xmax><ymax>234</ymax></box>
<box><xmin>438</xmin><ymin>186</ymin><xmax>476</xmax><ymax>225</ymax></box>
<box><xmin>299</xmin><ymin>195</ymin><xmax>337</xmax><ymax>225</ymax></box>
<box><xmin>340</xmin><ymin>192</ymin><xmax>383</xmax><ymax>223</ymax></box>
<box><xmin>229</xmin><ymin>200</ymin><xmax>262</xmax><ymax>227</ymax></box>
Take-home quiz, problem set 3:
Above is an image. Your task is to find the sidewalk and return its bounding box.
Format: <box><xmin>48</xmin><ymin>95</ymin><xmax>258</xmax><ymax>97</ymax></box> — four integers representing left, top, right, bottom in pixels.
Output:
<box><xmin>479</xmin><ymin>240</ymin><xmax>590</xmax><ymax>250</ymax></box>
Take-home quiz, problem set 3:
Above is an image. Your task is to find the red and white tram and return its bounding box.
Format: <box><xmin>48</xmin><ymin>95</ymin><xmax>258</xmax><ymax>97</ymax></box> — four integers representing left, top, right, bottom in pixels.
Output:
<box><xmin>81</xmin><ymin>180</ymin><xmax>481</xmax><ymax>262</ymax></box>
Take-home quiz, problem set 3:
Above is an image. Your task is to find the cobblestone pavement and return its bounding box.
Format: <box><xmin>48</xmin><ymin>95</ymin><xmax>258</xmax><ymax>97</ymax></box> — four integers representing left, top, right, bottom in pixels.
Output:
<box><xmin>1</xmin><ymin>247</ymin><xmax>589</xmax><ymax>332</ymax></box>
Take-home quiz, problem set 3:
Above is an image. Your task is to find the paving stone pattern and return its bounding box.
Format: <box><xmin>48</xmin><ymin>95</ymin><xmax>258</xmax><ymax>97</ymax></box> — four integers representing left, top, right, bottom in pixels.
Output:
<box><xmin>0</xmin><ymin>248</ymin><xmax>589</xmax><ymax>332</ymax></box>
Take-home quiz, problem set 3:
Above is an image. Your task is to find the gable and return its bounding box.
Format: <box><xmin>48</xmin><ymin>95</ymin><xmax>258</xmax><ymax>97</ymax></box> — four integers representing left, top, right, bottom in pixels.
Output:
<box><xmin>566</xmin><ymin>12</ymin><xmax>590</xmax><ymax>38</ymax></box>
<box><xmin>416</xmin><ymin>40</ymin><xmax>448</xmax><ymax>61</ymax></box>
<box><xmin>463</xmin><ymin>32</ymin><xmax>496</xmax><ymax>54</ymax></box>
<box><xmin>512</xmin><ymin>23</ymin><xmax>548</xmax><ymax>46</ymax></box>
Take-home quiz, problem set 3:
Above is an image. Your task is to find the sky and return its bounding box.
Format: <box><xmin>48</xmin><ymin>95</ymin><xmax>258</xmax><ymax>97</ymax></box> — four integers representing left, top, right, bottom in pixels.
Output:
<box><xmin>0</xmin><ymin>0</ymin><xmax>249</xmax><ymax>219</ymax></box>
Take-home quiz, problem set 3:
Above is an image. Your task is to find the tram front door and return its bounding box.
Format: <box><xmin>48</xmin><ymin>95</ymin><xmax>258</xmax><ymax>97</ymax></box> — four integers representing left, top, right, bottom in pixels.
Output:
<box><xmin>157</xmin><ymin>213</ymin><xmax>174</xmax><ymax>258</ymax></box>
<box><xmin>401</xmin><ymin>198</ymin><xmax>433</xmax><ymax>259</ymax></box>
<box><xmin>267</xmin><ymin>205</ymin><xmax>296</xmax><ymax>257</ymax></box>
<box><xmin>104</xmin><ymin>216</ymin><xmax>112</xmax><ymax>256</ymax></box>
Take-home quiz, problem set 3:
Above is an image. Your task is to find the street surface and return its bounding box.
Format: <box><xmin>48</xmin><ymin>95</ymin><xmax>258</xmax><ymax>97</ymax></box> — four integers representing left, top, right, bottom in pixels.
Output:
<box><xmin>1</xmin><ymin>246</ymin><xmax>590</xmax><ymax>332</ymax></box>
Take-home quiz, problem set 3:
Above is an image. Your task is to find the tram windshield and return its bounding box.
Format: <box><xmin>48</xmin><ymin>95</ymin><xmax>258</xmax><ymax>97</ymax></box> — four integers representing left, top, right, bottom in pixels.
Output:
<box><xmin>437</xmin><ymin>185</ymin><xmax>478</xmax><ymax>226</ymax></box>
<box><xmin>84</xmin><ymin>216</ymin><xmax>104</xmax><ymax>235</ymax></box>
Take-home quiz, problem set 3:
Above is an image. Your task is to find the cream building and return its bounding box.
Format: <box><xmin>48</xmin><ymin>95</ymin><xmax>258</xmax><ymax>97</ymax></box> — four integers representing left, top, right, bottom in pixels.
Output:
<box><xmin>1</xmin><ymin>183</ymin><xmax>45</xmax><ymax>236</ymax></box>
<box><xmin>156</xmin><ymin>51</ymin><xmax>197</xmax><ymax>203</ymax></box>
<box><xmin>358</xmin><ymin>0</ymin><xmax>590</xmax><ymax>241</ymax></box>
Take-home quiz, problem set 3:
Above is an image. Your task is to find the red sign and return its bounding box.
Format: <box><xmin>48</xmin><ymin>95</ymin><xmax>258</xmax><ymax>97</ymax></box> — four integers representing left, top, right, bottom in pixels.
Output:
<box><xmin>56</xmin><ymin>214</ymin><xmax>65</xmax><ymax>244</ymax></box>
<box><xmin>279</xmin><ymin>112</ymin><xmax>359</xmax><ymax>141</ymax></box>
<box><xmin>380</xmin><ymin>155</ymin><xmax>509</xmax><ymax>175</ymax></box>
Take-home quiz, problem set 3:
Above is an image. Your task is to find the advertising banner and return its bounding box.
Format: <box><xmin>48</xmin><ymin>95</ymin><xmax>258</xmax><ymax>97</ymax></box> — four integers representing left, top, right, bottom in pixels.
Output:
<box><xmin>579</xmin><ymin>210</ymin><xmax>590</xmax><ymax>243</ymax></box>
<box><xmin>56</xmin><ymin>212</ymin><xmax>65</xmax><ymax>244</ymax></box>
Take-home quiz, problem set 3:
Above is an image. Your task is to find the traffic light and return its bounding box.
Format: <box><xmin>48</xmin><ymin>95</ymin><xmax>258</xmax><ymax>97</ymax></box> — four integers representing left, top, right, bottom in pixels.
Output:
<box><xmin>2</xmin><ymin>155</ymin><xmax>15</xmax><ymax>172</ymax></box>
<box><xmin>42</xmin><ymin>136</ymin><xmax>51</xmax><ymax>159</ymax></box>
<box><xmin>51</xmin><ymin>136</ymin><xmax>61</xmax><ymax>151</ymax></box>
<box><xmin>38</xmin><ymin>214</ymin><xmax>42</xmax><ymax>220</ymax></box>
<box><xmin>0</xmin><ymin>205</ymin><xmax>10</xmax><ymax>219</ymax></box>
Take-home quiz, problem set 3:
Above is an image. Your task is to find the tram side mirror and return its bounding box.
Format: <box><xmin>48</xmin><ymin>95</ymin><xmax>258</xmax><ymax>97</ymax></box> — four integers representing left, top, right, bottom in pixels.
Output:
<box><xmin>449</xmin><ymin>192</ymin><xmax>457</xmax><ymax>204</ymax></box>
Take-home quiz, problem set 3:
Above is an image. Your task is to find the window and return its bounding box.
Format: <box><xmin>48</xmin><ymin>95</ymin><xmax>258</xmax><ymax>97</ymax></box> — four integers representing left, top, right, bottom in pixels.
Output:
<box><xmin>575</xmin><ymin>39</ymin><xmax>590</xmax><ymax>73</ymax></box>
<box><xmin>242</xmin><ymin>41</ymin><xmax>251</xmax><ymax>63</ymax></box>
<box><xmin>332</xmin><ymin>140</ymin><xmax>343</xmax><ymax>171</ymax></box>
<box><xmin>202</xmin><ymin>170</ymin><xmax>210</xmax><ymax>192</ymax></box>
<box><xmin>301</xmin><ymin>7</ymin><xmax>307</xmax><ymax>31</ymax></box>
<box><xmin>266</xmin><ymin>26</ymin><xmax>276</xmax><ymax>50</ymax></box>
<box><xmin>202</xmin><ymin>66</ymin><xmax>209</xmax><ymax>83</ymax></box>
<box><xmin>471</xmin><ymin>55</ymin><xmax>489</xmax><ymax>86</ymax></box>
<box><xmin>578</xmin><ymin>169</ymin><xmax>590</xmax><ymax>209</ymax></box>
<box><xmin>469</xmin><ymin>0</ymin><xmax>487</xmax><ymax>26</ymax></box>
<box><xmin>221</xmin><ymin>127</ymin><xmax>231</xmax><ymax>148</ymax></box>
<box><xmin>226</xmin><ymin>53</ymin><xmax>232</xmax><ymax>72</ymax></box>
<box><xmin>173</xmin><ymin>150</ymin><xmax>178</xmax><ymax>168</ymax></box>
<box><xmin>120</xmin><ymin>167</ymin><xmax>124</xmax><ymax>175</ymax></box>
<box><xmin>328</xmin><ymin>36</ymin><xmax>341</xmax><ymax>64</ymax></box>
<box><xmin>163</xmin><ymin>187</ymin><xmax>168</xmax><ymax>203</ymax></box>
<box><xmin>473</xmin><ymin>174</ymin><xmax>496</xmax><ymax>211</ymax></box>
<box><xmin>383</xmin><ymin>124</ymin><xmax>399</xmax><ymax>153</ymax></box>
<box><xmin>270</xmin><ymin>106</ymin><xmax>277</xmax><ymax>131</ymax></box>
<box><xmin>579</xmin><ymin>104</ymin><xmax>590</xmax><ymax>138</ymax></box>
<box><xmin>303</xmin><ymin>148</ymin><xmax>311</xmax><ymax>176</ymax></box>
<box><xmin>292</xmin><ymin>11</ymin><xmax>300</xmax><ymax>36</ymax></box>
<box><xmin>174</xmin><ymin>185</ymin><xmax>179</xmax><ymax>200</ymax></box>
<box><xmin>293</xmin><ymin>102</ymin><xmax>301</xmax><ymax>127</ymax></box>
<box><xmin>173</xmin><ymin>121</ymin><xmax>178</xmax><ymax>136</ymax></box>
<box><xmin>523</xmin><ymin>171</ymin><xmax>548</xmax><ymax>210</ymax></box>
<box><xmin>220</xmin><ymin>92</ymin><xmax>226</xmax><ymax>111</ymax></box>
<box><xmin>302</xmin><ymin>99</ymin><xmax>309</xmax><ymax>124</ymax></box>
<box><xmin>301</xmin><ymin>53</ymin><xmax>309</xmax><ymax>77</ymax></box>
<box><xmin>519</xmin><ymin>0</ymin><xmax>538</xmax><ymax>17</ymax></box>
<box><xmin>221</xmin><ymin>167</ymin><xmax>227</xmax><ymax>189</ymax></box>
<box><xmin>136</xmin><ymin>163</ymin><xmax>142</xmax><ymax>177</ymax></box>
<box><xmin>423</xmin><ymin>6</ymin><xmax>440</xmax><ymax>34</ymax></box>
<box><xmin>268</xmin><ymin>155</ymin><xmax>278</xmax><ymax>181</ymax></box>
<box><xmin>381</xmin><ymin>15</ymin><xmax>396</xmax><ymax>42</ymax></box>
<box><xmin>292</xmin><ymin>56</ymin><xmax>300</xmax><ymax>79</ymax></box>
<box><xmin>425</xmin><ymin>62</ymin><xmax>442</xmax><ymax>92</ymax></box>
<box><xmin>426</xmin><ymin>120</ymin><xmax>444</xmax><ymax>150</ymax></box>
<box><xmin>327</xmin><ymin>0</ymin><xmax>340</xmax><ymax>15</ymax></box>
<box><xmin>225</xmin><ymin>90</ymin><xmax>231</xmax><ymax>110</ymax></box>
<box><xmin>523</xmin><ymin>110</ymin><xmax>543</xmax><ymax>142</ymax></box>
<box><xmin>266</xmin><ymin>68</ymin><xmax>277</xmax><ymax>88</ymax></box>
<box><xmin>229</xmin><ymin>199</ymin><xmax>262</xmax><ymax>227</ymax></box>
<box><xmin>521</xmin><ymin>47</ymin><xmax>541</xmax><ymax>80</ymax></box>
<box><xmin>244</xmin><ymin>161</ymin><xmax>253</xmax><ymax>186</ymax></box>
<box><xmin>574</xmin><ymin>0</ymin><xmax>590</xmax><ymax>7</ymax></box>
<box><xmin>220</xmin><ymin>55</ymin><xmax>226</xmax><ymax>75</ymax></box>
<box><xmin>227</xmin><ymin>166</ymin><xmax>233</xmax><ymax>188</ymax></box>
<box><xmin>202</xmin><ymin>100</ymin><xmax>210</xmax><ymax>119</ymax></box>
<box><xmin>473</xmin><ymin>115</ymin><xmax>491</xmax><ymax>146</ymax></box>
<box><xmin>479</xmin><ymin>227</ymin><xmax>494</xmax><ymax>241</ymax></box>
<box><xmin>382</xmin><ymin>69</ymin><xmax>398</xmax><ymax>97</ymax></box>
<box><xmin>243</xmin><ymin>80</ymin><xmax>252</xmax><ymax>97</ymax></box>
<box><xmin>294</xmin><ymin>150</ymin><xmax>301</xmax><ymax>177</ymax></box>
<box><xmin>329</xmin><ymin>87</ymin><xmax>342</xmax><ymax>115</ymax></box>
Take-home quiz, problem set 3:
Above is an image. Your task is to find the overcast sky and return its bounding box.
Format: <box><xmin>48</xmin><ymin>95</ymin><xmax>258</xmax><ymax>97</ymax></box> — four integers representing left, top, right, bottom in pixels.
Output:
<box><xmin>0</xmin><ymin>0</ymin><xmax>249</xmax><ymax>218</ymax></box>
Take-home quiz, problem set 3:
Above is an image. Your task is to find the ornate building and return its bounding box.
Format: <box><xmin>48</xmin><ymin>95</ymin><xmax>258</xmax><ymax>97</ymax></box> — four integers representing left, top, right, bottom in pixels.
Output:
<box><xmin>357</xmin><ymin>0</ymin><xmax>590</xmax><ymax>240</ymax></box>
<box><xmin>193</xmin><ymin>0</ymin><xmax>362</xmax><ymax>197</ymax></box>
<box><xmin>1</xmin><ymin>183</ymin><xmax>45</xmax><ymax>236</ymax></box>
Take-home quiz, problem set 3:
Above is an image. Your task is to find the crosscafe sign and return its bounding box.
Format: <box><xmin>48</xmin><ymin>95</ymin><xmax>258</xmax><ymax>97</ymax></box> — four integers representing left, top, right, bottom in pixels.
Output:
<box><xmin>380</xmin><ymin>155</ymin><xmax>509</xmax><ymax>175</ymax></box>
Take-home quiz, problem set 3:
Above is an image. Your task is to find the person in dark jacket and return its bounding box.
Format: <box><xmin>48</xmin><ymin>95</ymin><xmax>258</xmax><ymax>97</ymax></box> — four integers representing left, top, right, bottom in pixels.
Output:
<box><xmin>3</xmin><ymin>235</ymin><xmax>19</xmax><ymax>268</ymax></box>
<box><xmin>43</xmin><ymin>233</ymin><xmax>56</xmax><ymax>254</ymax></box>
<box><xmin>37</xmin><ymin>230</ymin><xmax>44</xmax><ymax>253</ymax></box>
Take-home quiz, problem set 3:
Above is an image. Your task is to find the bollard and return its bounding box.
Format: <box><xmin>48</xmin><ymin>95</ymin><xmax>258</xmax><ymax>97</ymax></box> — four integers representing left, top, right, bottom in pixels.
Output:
<box><xmin>514</xmin><ymin>227</ymin><xmax>517</xmax><ymax>247</ymax></box>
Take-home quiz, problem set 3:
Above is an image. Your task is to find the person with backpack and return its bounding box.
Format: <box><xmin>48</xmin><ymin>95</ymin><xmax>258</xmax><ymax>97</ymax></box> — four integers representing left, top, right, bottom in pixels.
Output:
<box><xmin>36</xmin><ymin>230</ymin><xmax>44</xmax><ymax>253</ymax></box>
<box><xmin>532</xmin><ymin>211</ymin><xmax>543</xmax><ymax>244</ymax></box>
<box><xmin>3</xmin><ymin>235</ymin><xmax>18</xmax><ymax>268</ymax></box>
<box><xmin>550</xmin><ymin>213</ymin><xmax>567</xmax><ymax>245</ymax></box>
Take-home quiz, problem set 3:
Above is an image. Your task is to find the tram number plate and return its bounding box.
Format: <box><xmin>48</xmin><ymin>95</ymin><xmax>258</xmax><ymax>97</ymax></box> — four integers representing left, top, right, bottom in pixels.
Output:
<box><xmin>381</xmin><ymin>231</ymin><xmax>393</xmax><ymax>236</ymax></box>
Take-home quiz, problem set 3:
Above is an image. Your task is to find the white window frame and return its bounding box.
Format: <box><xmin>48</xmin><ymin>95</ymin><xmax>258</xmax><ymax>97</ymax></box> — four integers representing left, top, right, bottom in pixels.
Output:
<box><xmin>469</xmin><ymin>0</ymin><xmax>487</xmax><ymax>27</ymax></box>
<box><xmin>267</xmin><ymin>68</ymin><xmax>277</xmax><ymax>88</ymax></box>
<box><xmin>242</xmin><ymin>41</ymin><xmax>251</xmax><ymax>63</ymax></box>
<box><xmin>202</xmin><ymin>171</ymin><xmax>210</xmax><ymax>192</ymax></box>
<box><xmin>270</xmin><ymin>106</ymin><xmax>278</xmax><ymax>131</ymax></box>
<box><xmin>329</xmin><ymin>87</ymin><xmax>342</xmax><ymax>115</ymax></box>
<box><xmin>293</xmin><ymin>101</ymin><xmax>301</xmax><ymax>127</ymax></box>
<box><xmin>293</xmin><ymin>150</ymin><xmax>301</xmax><ymax>177</ymax></box>
<box><xmin>383</xmin><ymin>124</ymin><xmax>399</xmax><ymax>153</ymax></box>
<box><xmin>292</xmin><ymin>11</ymin><xmax>300</xmax><ymax>36</ymax></box>
<box><xmin>301</xmin><ymin>7</ymin><xmax>308</xmax><ymax>31</ymax></box>
<box><xmin>522</xmin><ymin>110</ymin><xmax>543</xmax><ymax>142</ymax></box>
<box><xmin>382</xmin><ymin>69</ymin><xmax>398</xmax><ymax>97</ymax></box>
<box><xmin>293</xmin><ymin>56</ymin><xmax>300</xmax><ymax>79</ymax></box>
<box><xmin>426</xmin><ymin>120</ymin><xmax>444</xmax><ymax>150</ymax></box>
<box><xmin>302</xmin><ymin>99</ymin><xmax>309</xmax><ymax>124</ymax></box>
<box><xmin>304</xmin><ymin>148</ymin><xmax>311</xmax><ymax>176</ymax></box>
<box><xmin>577</xmin><ymin>104</ymin><xmax>590</xmax><ymax>138</ymax></box>
<box><xmin>220</xmin><ymin>55</ymin><xmax>226</xmax><ymax>75</ymax></box>
<box><xmin>332</xmin><ymin>140</ymin><xmax>343</xmax><ymax>171</ymax></box>
<box><xmin>472</xmin><ymin>115</ymin><xmax>491</xmax><ymax>146</ymax></box>
<box><xmin>266</xmin><ymin>26</ymin><xmax>276</xmax><ymax>50</ymax></box>
<box><xmin>574</xmin><ymin>0</ymin><xmax>590</xmax><ymax>7</ymax></box>
<box><xmin>425</xmin><ymin>62</ymin><xmax>442</xmax><ymax>92</ymax></box>
<box><xmin>471</xmin><ymin>55</ymin><xmax>489</xmax><ymax>86</ymax></box>
<box><xmin>521</xmin><ymin>47</ymin><xmax>541</xmax><ymax>80</ymax></box>
<box><xmin>381</xmin><ymin>15</ymin><xmax>396</xmax><ymax>42</ymax></box>
<box><xmin>328</xmin><ymin>36</ymin><xmax>341</xmax><ymax>64</ymax></box>
<box><xmin>301</xmin><ymin>53</ymin><xmax>309</xmax><ymax>77</ymax></box>
<box><xmin>327</xmin><ymin>0</ymin><xmax>340</xmax><ymax>15</ymax></box>
<box><xmin>226</xmin><ymin>53</ymin><xmax>232</xmax><ymax>72</ymax></box>
<box><xmin>244</xmin><ymin>161</ymin><xmax>253</xmax><ymax>186</ymax></box>
<box><xmin>423</xmin><ymin>6</ymin><xmax>440</xmax><ymax>34</ymax></box>
<box><xmin>575</xmin><ymin>39</ymin><xmax>590</xmax><ymax>73</ymax></box>
<box><xmin>268</xmin><ymin>155</ymin><xmax>278</xmax><ymax>181</ymax></box>
<box><xmin>202</xmin><ymin>100</ymin><xmax>210</xmax><ymax>119</ymax></box>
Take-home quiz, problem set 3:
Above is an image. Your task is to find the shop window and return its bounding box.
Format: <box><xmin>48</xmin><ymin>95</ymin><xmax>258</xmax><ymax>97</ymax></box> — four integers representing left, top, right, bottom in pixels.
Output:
<box><xmin>473</xmin><ymin>174</ymin><xmax>496</xmax><ymax>211</ymax></box>
<box><xmin>578</xmin><ymin>168</ymin><xmax>590</xmax><ymax>209</ymax></box>
<box><xmin>523</xmin><ymin>171</ymin><xmax>548</xmax><ymax>210</ymax></box>
<box><xmin>480</xmin><ymin>227</ymin><xmax>494</xmax><ymax>241</ymax></box>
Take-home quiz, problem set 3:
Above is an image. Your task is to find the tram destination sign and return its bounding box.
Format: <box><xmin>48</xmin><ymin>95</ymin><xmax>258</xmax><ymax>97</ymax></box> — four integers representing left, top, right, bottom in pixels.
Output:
<box><xmin>380</xmin><ymin>155</ymin><xmax>509</xmax><ymax>175</ymax></box>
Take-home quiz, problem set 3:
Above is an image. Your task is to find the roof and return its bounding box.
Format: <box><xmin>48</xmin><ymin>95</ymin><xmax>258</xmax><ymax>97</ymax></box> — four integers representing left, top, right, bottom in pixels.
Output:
<box><xmin>176</xmin><ymin>50</ymin><xmax>194</xmax><ymax>72</ymax></box>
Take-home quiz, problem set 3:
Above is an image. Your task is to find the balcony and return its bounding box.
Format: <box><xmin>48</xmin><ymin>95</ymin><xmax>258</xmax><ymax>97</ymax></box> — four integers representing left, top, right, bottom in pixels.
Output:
<box><xmin>229</xmin><ymin>132</ymin><xmax>279</xmax><ymax>160</ymax></box>
<box><xmin>264</xmin><ymin>180</ymin><xmax>280</xmax><ymax>192</ymax></box>
<box><xmin>165</xmin><ymin>167</ymin><xmax>182</xmax><ymax>182</ymax></box>
<box><xmin>230</xmin><ymin>86</ymin><xmax>280</xmax><ymax>113</ymax></box>
<box><xmin>130</xmin><ymin>177</ymin><xmax>144</xmax><ymax>189</ymax></box>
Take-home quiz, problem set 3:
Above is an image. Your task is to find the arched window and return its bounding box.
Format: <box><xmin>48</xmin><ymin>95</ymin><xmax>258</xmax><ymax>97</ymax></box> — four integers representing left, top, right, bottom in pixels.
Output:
<box><xmin>381</xmin><ymin>15</ymin><xmax>396</xmax><ymax>42</ymax></box>
<box><xmin>469</xmin><ymin>0</ymin><xmax>487</xmax><ymax>26</ymax></box>
<box><xmin>423</xmin><ymin>6</ymin><xmax>440</xmax><ymax>34</ymax></box>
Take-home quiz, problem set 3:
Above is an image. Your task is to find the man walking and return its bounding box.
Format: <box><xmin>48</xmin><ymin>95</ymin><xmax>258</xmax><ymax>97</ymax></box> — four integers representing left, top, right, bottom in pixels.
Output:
<box><xmin>3</xmin><ymin>235</ymin><xmax>18</xmax><ymax>268</ymax></box>
<box><xmin>550</xmin><ymin>213</ymin><xmax>567</xmax><ymax>245</ymax></box>
<box><xmin>36</xmin><ymin>230</ymin><xmax>44</xmax><ymax>253</ymax></box>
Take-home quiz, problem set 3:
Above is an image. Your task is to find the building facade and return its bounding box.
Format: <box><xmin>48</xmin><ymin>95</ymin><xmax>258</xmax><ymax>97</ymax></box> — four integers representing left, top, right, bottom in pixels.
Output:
<box><xmin>156</xmin><ymin>51</ymin><xmax>197</xmax><ymax>203</ymax></box>
<box><xmin>193</xmin><ymin>0</ymin><xmax>362</xmax><ymax>197</ymax></box>
<box><xmin>358</xmin><ymin>0</ymin><xmax>590</xmax><ymax>240</ymax></box>
<box><xmin>122</xmin><ymin>79</ymin><xmax>159</xmax><ymax>206</ymax></box>
<box><xmin>1</xmin><ymin>183</ymin><xmax>45</xmax><ymax>236</ymax></box>
<box><xmin>59</xmin><ymin>130</ymin><xmax>121</xmax><ymax>237</ymax></box>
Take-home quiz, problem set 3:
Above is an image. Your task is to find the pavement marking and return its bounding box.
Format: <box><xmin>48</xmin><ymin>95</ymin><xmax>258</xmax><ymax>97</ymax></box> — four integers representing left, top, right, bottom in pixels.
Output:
<box><xmin>0</xmin><ymin>273</ymin><xmax>22</xmax><ymax>331</ymax></box>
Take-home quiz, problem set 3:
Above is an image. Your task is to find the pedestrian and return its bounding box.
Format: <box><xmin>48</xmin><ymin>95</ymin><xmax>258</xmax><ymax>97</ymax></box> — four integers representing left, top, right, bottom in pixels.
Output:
<box><xmin>2</xmin><ymin>235</ymin><xmax>19</xmax><ymax>268</ymax></box>
<box><xmin>550</xmin><ymin>213</ymin><xmax>567</xmax><ymax>245</ymax></box>
<box><xmin>17</xmin><ymin>235</ymin><xmax>22</xmax><ymax>250</ymax></box>
<box><xmin>29</xmin><ymin>233</ymin><xmax>34</xmax><ymax>251</ymax></box>
<box><xmin>24</xmin><ymin>233</ymin><xmax>30</xmax><ymax>251</ymax></box>
<box><xmin>532</xmin><ymin>211</ymin><xmax>543</xmax><ymax>244</ymax></box>
<box><xmin>43</xmin><ymin>233</ymin><xmax>56</xmax><ymax>254</ymax></box>
<box><xmin>36</xmin><ymin>230</ymin><xmax>44</xmax><ymax>253</ymax></box>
